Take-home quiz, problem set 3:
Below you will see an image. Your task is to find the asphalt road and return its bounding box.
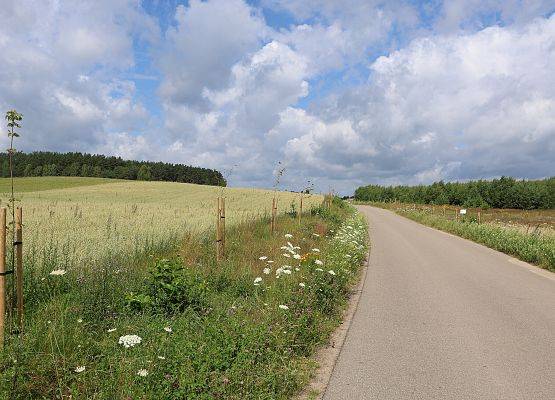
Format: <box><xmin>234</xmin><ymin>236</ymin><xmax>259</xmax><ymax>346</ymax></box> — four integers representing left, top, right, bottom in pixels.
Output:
<box><xmin>323</xmin><ymin>206</ymin><xmax>555</xmax><ymax>400</ymax></box>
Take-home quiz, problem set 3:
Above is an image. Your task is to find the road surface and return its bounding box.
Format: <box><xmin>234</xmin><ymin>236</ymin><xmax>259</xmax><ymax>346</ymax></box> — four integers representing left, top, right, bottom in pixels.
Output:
<box><xmin>323</xmin><ymin>206</ymin><xmax>555</xmax><ymax>399</ymax></box>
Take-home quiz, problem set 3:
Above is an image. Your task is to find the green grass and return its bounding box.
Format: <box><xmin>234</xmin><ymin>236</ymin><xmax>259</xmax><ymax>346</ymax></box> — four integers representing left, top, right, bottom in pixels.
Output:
<box><xmin>0</xmin><ymin>200</ymin><xmax>368</xmax><ymax>399</ymax></box>
<box><xmin>394</xmin><ymin>208</ymin><xmax>555</xmax><ymax>272</ymax></box>
<box><xmin>0</xmin><ymin>176</ymin><xmax>117</xmax><ymax>193</ymax></box>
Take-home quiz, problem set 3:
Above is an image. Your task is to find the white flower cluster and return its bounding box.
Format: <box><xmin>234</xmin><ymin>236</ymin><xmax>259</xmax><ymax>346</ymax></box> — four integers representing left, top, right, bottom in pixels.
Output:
<box><xmin>325</xmin><ymin>215</ymin><xmax>367</xmax><ymax>276</ymax></box>
<box><xmin>118</xmin><ymin>334</ymin><xmax>142</xmax><ymax>348</ymax></box>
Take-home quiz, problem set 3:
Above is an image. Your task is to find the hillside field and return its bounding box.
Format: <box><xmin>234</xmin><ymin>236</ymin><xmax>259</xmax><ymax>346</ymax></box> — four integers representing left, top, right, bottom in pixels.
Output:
<box><xmin>0</xmin><ymin>177</ymin><xmax>322</xmax><ymax>269</ymax></box>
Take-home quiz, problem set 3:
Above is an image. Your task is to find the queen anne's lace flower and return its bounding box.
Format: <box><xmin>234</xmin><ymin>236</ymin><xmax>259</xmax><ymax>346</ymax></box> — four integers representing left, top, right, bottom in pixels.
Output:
<box><xmin>119</xmin><ymin>334</ymin><xmax>142</xmax><ymax>348</ymax></box>
<box><xmin>279</xmin><ymin>304</ymin><xmax>289</xmax><ymax>310</ymax></box>
<box><xmin>49</xmin><ymin>269</ymin><xmax>66</xmax><ymax>276</ymax></box>
<box><xmin>137</xmin><ymin>369</ymin><xmax>148</xmax><ymax>377</ymax></box>
<box><xmin>75</xmin><ymin>366</ymin><xmax>85</xmax><ymax>373</ymax></box>
<box><xmin>254</xmin><ymin>277</ymin><xmax>263</xmax><ymax>285</ymax></box>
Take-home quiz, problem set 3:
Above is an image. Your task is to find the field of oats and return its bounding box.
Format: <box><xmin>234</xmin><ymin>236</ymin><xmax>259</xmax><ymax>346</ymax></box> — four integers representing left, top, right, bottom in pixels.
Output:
<box><xmin>1</xmin><ymin>177</ymin><xmax>321</xmax><ymax>270</ymax></box>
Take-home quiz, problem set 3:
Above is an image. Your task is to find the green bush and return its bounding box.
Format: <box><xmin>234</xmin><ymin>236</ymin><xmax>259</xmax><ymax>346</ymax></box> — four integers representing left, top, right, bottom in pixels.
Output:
<box><xmin>126</xmin><ymin>258</ymin><xmax>209</xmax><ymax>314</ymax></box>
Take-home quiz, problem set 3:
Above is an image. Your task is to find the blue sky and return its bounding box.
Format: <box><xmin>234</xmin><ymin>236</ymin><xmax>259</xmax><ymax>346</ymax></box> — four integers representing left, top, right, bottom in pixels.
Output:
<box><xmin>0</xmin><ymin>0</ymin><xmax>554</xmax><ymax>194</ymax></box>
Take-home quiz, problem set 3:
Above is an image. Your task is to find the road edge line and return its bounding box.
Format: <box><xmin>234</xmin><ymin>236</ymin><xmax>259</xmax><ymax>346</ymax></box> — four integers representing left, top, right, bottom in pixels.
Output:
<box><xmin>296</xmin><ymin>225</ymin><xmax>371</xmax><ymax>399</ymax></box>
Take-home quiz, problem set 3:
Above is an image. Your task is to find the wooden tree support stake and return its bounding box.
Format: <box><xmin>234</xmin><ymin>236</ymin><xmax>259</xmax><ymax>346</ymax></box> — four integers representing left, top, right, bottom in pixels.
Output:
<box><xmin>298</xmin><ymin>196</ymin><xmax>303</xmax><ymax>225</ymax></box>
<box><xmin>0</xmin><ymin>208</ymin><xmax>6</xmax><ymax>348</ymax></box>
<box><xmin>270</xmin><ymin>197</ymin><xmax>277</xmax><ymax>234</ymax></box>
<box><xmin>221</xmin><ymin>198</ymin><xmax>225</xmax><ymax>258</ymax></box>
<box><xmin>15</xmin><ymin>207</ymin><xmax>23</xmax><ymax>333</ymax></box>
<box><xmin>216</xmin><ymin>198</ymin><xmax>226</xmax><ymax>261</ymax></box>
<box><xmin>478</xmin><ymin>210</ymin><xmax>481</xmax><ymax>224</ymax></box>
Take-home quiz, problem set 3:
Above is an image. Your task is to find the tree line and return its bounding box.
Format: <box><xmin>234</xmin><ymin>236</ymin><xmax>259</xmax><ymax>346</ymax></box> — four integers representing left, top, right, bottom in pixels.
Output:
<box><xmin>354</xmin><ymin>177</ymin><xmax>554</xmax><ymax>209</ymax></box>
<box><xmin>0</xmin><ymin>151</ymin><xmax>226</xmax><ymax>186</ymax></box>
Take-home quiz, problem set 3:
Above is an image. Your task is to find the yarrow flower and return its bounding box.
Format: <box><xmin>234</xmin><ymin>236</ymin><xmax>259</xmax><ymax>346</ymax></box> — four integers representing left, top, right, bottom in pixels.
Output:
<box><xmin>75</xmin><ymin>366</ymin><xmax>85</xmax><ymax>373</ymax></box>
<box><xmin>254</xmin><ymin>277</ymin><xmax>263</xmax><ymax>285</ymax></box>
<box><xmin>315</xmin><ymin>259</ymin><xmax>323</xmax><ymax>266</ymax></box>
<box><xmin>49</xmin><ymin>269</ymin><xmax>66</xmax><ymax>276</ymax></box>
<box><xmin>77</xmin><ymin>318</ymin><xmax>83</xmax><ymax>323</ymax></box>
<box><xmin>263</xmin><ymin>268</ymin><xmax>271</xmax><ymax>275</ymax></box>
<box><xmin>299</xmin><ymin>283</ymin><xmax>305</xmax><ymax>288</ymax></box>
<box><xmin>282</xmin><ymin>253</ymin><xmax>291</xmax><ymax>258</ymax></box>
<box><xmin>293</xmin><ymin>254</ymin><xmax>301</xmax><ymax>260</ymax></box>
<box><xmin>284</xmin><ymin>234</ymin><xmax>293</xmax><ymax>238</ymax></box>
<box><xmin>279</xmin><ymin>305</ymin><xmax>289</xmax><ymax>310</ymax></box>
<box><xmin>137</xmin><ymin>369</ymin><xmax>148</xmax><ymax>377</ymax></box>
<box><xmin>328</xmin><ymin>270</ymin><xmax>336</xmax><ymax>276</ymax></box>
<box><xmin>315</xmin><ymin>268</ymin><xmax>323</xmax><ymax>272</ymax></box>
<box><xmin>107</xmin><ymin>328</ymin><xmax>116</xmax><ymax>333</ymax></box>
<box><xmin>259</xmin><ymin>256</ymin><xmax>268</xmax><ymax>261</ymax></box>
<box><xmin>158</xmin><ymin>356</ymin><xmax>166</xmax><ymax>360</ymax></box>
<box><xmin>164</xmin><ymin>326</ymin><xmax>172</xmax><ymax>333</ymax></box>
<box><xmin>118</xmin><ymin>334</ymin><xmax>142</xmax><ymax>348</ymax></box>
<box><xmin>311</xmin><ymin>248</ymin><xmax>320</xmax><ymax>253</ymax></box>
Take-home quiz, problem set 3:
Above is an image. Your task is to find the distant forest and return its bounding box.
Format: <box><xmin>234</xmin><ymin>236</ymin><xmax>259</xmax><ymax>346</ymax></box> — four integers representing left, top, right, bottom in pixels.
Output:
<box><xmin>354</xmin><ymin>177</ymin><xmax>554</xmax><ymax>209</ymax></box>
<box><xmin>0</xmin><ymin>151</ymin><xmax>226</xmax><ymax>186</ymax></box>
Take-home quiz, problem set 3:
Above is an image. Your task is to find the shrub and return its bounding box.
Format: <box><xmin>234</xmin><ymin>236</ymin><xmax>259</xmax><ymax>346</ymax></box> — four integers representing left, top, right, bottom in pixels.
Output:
<box><xmin>126</xmin><ymin>258</ymin><xmax>209</xmax><ymax>314</ymax></box>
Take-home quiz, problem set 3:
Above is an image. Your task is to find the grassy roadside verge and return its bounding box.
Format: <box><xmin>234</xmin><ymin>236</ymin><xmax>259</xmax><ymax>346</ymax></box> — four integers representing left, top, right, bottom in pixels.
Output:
<box><xmin>371</xmin><ymin>204</ymin><xmax>554</xmax><ymax>272</ymax></box>
<box><xmin>1</xmin><ymin>199</ymin><xmax>367</xmax><ymax>399</ymax></box>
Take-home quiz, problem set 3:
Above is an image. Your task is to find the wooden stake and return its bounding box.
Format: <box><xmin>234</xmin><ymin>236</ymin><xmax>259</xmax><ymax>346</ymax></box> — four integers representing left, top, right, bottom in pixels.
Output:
<box><xmin>298</xmin><ymin>196</ymin><xmax>303</xmax><ymax>225</ymax></box>
<box><xmin>216</xmin><ymin>198</ymin><xmax>222</xmax><ymax>261</ymax></box>
<box><xmin>0</xmin><ymin>208</ymin><xmax>6</xmax><ymax>348</ymax></box>
<box><xmin>478</xmin><ymin>210</ymin><xmax>481</xmax><ymax>224</ymax></box>
<box><xmin>15</xmin><ymin>207</ymin><xmax>23</xmax><ymax>333</ymax></box>
<box><xmin>271</xmin><ymin>198</ymin><xmax>277</xmax><ymax>234</ymax></box>
<box><xmin>221</xmin><ymin>197</ymin><xmax>225</xmax><ymax>258</ymax></box>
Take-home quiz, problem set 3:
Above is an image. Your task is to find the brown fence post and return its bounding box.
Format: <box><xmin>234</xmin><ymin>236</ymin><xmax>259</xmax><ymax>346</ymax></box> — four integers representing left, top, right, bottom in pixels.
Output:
<box><xmin>0</xmin><ymin>208</ymin><xmax>6</xmax><ymax>347</ymax></box>
<box><xmin>216</xmin><ymin>198</ymin><xmax>222</xmax><ymax>261</ymax></box>
<box><xmin>478</xmin><ymin>210</ymin><xmax>481</xmax><ymax>224</ymax></box>
<box><xmin>15</xmin><ymin>207</ymin><xmax>23</xmax><ymax>333</ymax></box>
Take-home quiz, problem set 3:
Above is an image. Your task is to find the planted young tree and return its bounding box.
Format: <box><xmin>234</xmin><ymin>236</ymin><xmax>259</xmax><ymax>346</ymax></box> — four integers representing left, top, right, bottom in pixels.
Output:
<box><xmin>298</xmin><ymin>180</ymin><xmax>314</xmax><ymax>225</ymax></box>
<box><xmin>5</xmin><ymin>109</ymin><xmax>23</xmax><ymax>333</ymax></box>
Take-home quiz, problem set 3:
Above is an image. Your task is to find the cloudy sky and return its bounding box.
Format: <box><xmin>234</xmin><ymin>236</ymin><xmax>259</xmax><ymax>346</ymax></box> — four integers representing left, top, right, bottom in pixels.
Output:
<box><xmin>1</xmin><ymin>1</ymin><xmax>554</xmax><ymax>193</ymax></box>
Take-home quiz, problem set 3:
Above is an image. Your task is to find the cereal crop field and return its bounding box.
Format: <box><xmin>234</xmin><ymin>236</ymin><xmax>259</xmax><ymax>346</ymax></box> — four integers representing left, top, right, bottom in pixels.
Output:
<box><xmin>1</xmin><ymin>177</ymin><xmax>322</xmax><ymax>269</ymax></box>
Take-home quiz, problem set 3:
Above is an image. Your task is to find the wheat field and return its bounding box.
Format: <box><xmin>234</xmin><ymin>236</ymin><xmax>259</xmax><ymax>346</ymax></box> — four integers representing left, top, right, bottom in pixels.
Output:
<box><xmin>0</xmin><ymin>178</ymin><xmax>322</xmax><ymax>270</ymax></box>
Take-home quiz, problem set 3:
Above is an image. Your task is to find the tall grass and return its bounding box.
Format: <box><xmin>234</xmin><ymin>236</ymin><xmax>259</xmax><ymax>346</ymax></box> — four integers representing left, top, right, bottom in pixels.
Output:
<box><xmin>1</xmin><ymin>199</ymin><xmax>367</xmax><ymax>399</ymax></box>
